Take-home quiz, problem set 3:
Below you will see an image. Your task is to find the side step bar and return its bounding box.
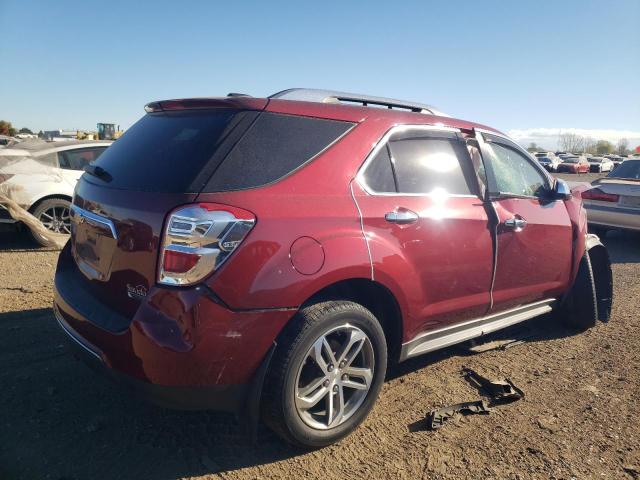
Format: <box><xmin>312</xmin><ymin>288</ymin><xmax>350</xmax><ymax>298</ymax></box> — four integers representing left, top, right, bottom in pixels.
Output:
<box><xmin>399</xmin><ymin>299</ymin><xmax>556</xmax><ymax>361</ymax></box>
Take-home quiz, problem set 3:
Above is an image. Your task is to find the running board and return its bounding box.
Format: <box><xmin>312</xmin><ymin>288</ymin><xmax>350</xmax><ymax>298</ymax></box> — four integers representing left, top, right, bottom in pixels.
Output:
<box><xmin>399</xmin><ymin>299</ymin><xmax>557</xmax><ymax>361</ymax></box>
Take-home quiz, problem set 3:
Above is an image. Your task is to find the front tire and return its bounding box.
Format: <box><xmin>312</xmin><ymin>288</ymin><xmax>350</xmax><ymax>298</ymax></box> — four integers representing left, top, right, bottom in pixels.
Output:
<box><xmin>559</xmin><ymin>252</ymin><xmax>598</xmax><ymax>330</ymax></box>
<box><xmin>262</xmin><ymin>301</ymin><xmax>387</xmax><ymax>448</ymax></box>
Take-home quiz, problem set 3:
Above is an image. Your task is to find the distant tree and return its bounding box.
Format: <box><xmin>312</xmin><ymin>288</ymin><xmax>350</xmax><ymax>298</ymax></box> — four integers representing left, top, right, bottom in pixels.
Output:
<box><xmin>0</xmin><ymin>120</ymin><xmax>14</xmax><ymax>136</ymax></box>
<box><xmin>37</xmin><ymin>130</ymin><xmax>44</xmax><ymax>138</ymax></box>
<box><xmin>617</xmin><ymin>138</ymin><xmax>629</xmax><ymax>155</ymax></box>
<box><xmin>527</xmin><ymin>142</ymin><xmax>539</xmax><ymax>152</ymax></box>
<box><xmin>584</xmin><ymin>137</ymin><xmax>596</xmax><ymax>154</ymax></box>
<box><xmin>18</xmin><ymin>127</ymin><xmax>33</xmax><ymax>134</ymax></box>
<box><xmin>596</xmin><ymin>140</ymin><xmax>614</xmax><ymax>155</ymax></box>
<box><xmin>558</xmin><ymin>132</ymin><xmax>584</xmax><ymax>152</ymax></box>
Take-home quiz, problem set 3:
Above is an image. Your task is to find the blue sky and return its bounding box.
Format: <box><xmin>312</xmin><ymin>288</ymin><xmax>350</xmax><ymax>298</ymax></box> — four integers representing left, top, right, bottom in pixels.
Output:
<box><xmin>1</xmin><ymin>0</ymin><xmax>639</xmax><ymax>148</ymax></box>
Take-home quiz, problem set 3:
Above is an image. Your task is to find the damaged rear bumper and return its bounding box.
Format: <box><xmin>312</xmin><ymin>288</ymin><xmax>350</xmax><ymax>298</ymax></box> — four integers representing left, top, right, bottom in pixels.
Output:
<box><xmin>53</xmin><ymin>305</ymin><xmax>248</xmax><ymax>411</ymax></box>
<box><xmin>53</xmin><ymin>258</ymin><xmax>296</xmax><ymax>413</ymax></box>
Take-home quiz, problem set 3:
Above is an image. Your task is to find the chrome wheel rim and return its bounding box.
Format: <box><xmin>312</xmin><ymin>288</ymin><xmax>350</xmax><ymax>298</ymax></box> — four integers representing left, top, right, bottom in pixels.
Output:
<box><xmin>39</xmin><ymin>205</ymin><xmax>71</xmax><ymax>234</ymax></box>
<box><xmin>294</xmin><ymin>324</ymin><xmax>374</xmax><ymax>430</ymax></box>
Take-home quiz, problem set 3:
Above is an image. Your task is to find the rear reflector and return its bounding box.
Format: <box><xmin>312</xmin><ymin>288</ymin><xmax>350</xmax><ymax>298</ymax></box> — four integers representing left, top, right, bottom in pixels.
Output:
<box><xmin>158</xmin><ymin>203</ymin><xmax>255</xmax><ymax>286</ymax></box>
<box><xmin>163</xmin><ymin>250</ymin><xmax>201</xmax><ymax>273</ymax></box>
<box><xmin>582</xmin><ymin>188</ymin><xmax>619</xmax><ymax>202</ymax></box>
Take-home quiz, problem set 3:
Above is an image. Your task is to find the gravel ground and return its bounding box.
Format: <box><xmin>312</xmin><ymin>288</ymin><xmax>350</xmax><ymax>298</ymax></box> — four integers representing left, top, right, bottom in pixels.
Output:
<box><xmin>1</xmin><ymin>172</ymin><xmax>639</xmax><ymax>480</ymax></box>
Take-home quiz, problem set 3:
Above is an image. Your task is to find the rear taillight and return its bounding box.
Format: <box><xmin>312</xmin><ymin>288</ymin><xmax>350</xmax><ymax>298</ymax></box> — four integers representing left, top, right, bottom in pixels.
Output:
<box><xmin>158</xmin><ymin>203</ymin><xmax>255</xmax><ymax>286</ymax></box>
<box><xmin>582</xmin><ymin>188</ymin><xmax>619</xmax><ymax>203</ymax></box>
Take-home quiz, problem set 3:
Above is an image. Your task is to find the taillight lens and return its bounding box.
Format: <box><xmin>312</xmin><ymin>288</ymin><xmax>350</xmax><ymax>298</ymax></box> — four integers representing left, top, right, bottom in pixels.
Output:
<box><xmin>582</xmin><ymin>188</ymin><xmax>619</xmax><ymax>203</ymax></box>
<box><xmin>158</xmin><ymin>203</ymin><xmax>255</xmax><ymax>286</ymax></box>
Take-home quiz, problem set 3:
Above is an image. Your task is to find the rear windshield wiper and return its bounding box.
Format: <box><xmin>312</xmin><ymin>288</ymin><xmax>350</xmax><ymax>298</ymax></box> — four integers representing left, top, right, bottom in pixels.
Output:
<box><xmin>84</xmin><ymin>164</ymin><xmax>112</xmax><ymax>182</ymax></box>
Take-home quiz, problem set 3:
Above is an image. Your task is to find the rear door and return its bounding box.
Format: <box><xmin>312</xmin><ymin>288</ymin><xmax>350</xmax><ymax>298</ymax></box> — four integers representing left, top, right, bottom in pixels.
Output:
<box><xmin>478</xmin><ymin>131</ymin><xmax>573</xmax><ymax>312</ymax></box>
<box><xmin>354</xmin><ymin>126</ymin><xmax>494</xmax><ymax>339</ymax></box>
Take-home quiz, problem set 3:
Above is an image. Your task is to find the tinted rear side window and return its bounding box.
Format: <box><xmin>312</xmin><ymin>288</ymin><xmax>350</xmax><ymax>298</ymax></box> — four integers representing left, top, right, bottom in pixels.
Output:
<box><xmin>205</xmin><ymin>113</ymin><xmax>353</xmax><ymax>191</ymax></box>
<box><xmin>89</xmin><ymin>110</ymin><xmax>253</xmax><ymax>192</ymax></box>
<box><xmin>361</xmin><ymin>145</ymin><xmax>396</xmax><ymax>193</ymax></box>
<box><xmin>388</xmin><ymin>135</ymin><xmax>476</xmax><ymax>195</ymax></box>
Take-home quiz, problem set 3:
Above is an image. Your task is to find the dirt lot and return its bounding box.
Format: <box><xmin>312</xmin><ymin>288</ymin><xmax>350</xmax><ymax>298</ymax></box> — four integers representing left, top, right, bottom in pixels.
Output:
<box><xmin>1</xmin><ymin>172</ymin><xmax>639</xmax><ymax>480</ymax></box>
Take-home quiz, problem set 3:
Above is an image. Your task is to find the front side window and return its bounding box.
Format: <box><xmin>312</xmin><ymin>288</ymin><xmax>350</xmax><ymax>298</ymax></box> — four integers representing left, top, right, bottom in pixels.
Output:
<box><xmin>482</xmin><ymin>137</ymin><xmax>547</xmax><ymax>197</ymax></box>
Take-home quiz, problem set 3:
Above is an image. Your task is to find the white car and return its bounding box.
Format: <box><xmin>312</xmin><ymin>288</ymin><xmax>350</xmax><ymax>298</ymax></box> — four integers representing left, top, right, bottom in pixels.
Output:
<box><xmin>0</xmin><ymin>140</ymin><xmax>112</xmax><ymax>245</ymax></box>
<box><xmin>587</xmin><ymin>156</ymin><xmax>614</xmax><ymax>173</ymax></box>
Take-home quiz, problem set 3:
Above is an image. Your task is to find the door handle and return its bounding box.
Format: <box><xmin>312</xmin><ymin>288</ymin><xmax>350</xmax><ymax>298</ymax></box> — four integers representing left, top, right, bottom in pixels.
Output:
<box><xmin>385</xmin><ymin>209</ymin><xmax>419</xmax><ymax>224</ymax></box>
<box><xmin>504</xmin><ymin>217</ymin><xmax>527</xmax><ymax>231</ymax></box>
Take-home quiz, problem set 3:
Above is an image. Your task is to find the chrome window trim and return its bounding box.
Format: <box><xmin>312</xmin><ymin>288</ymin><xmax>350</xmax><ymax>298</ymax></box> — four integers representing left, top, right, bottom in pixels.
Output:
<box><xmin>355</xmin><ymin>124</ymin><xmax>479</xmax><ymax>199</ymax></box>
<box><xmin>70</xmin><ymin>204</ymin><xmax>118</xmax><ymax>240</ymax></box>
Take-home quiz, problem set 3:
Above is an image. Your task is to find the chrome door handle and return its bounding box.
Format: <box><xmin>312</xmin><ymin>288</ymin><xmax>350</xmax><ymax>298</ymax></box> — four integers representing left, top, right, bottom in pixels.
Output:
<box><xmin>385</xmin><ymin>209</ymin><xmax>419</xmax><ymax>224</ymax></box>
<box><xmin>504</xmin><ymin>217</ymin><xmax>527</xmax><ymax>231</ymax></box>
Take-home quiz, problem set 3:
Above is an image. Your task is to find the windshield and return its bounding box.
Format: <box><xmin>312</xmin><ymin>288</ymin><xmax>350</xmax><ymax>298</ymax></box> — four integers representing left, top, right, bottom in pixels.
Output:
<box><xmin>607</xmin><ymin>160</ymin><xmax>640</xmax><ymax>179</ymax></box>
<box><xmin>564</xmin><ymin>157</ymin><xmax>579</xmax><ymax>163</ymax></box>
<box><xmin>589</xmin><ymin>158</ymin><xmax>602</xmax><ymax>163</ymax></box>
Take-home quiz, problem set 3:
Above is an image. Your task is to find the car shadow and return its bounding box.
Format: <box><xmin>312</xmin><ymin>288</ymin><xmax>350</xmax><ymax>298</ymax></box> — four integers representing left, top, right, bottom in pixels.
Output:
<box><xmin>0</xmin><ymin>226</ymin><xmax>61</xmax><ymax>252</ymax></box>
<box><xmin>599</xmin><ymin>229</ymin><xmax>640</xmax><ymax>264</ymax></box>
<box><xmin>387</xmin><ymin>312</ymin><xmax>576</xmax><ymax>381</ymax></box>
<box><xmin>0</xmin><ymin>307</ymin><xmax>305</xmax><ymax>480</ymax></box>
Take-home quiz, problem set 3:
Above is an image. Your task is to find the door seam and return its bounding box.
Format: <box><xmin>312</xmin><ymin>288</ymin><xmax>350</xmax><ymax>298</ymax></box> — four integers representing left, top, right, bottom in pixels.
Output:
<box><xmin>349</xmin><ymin>179</ymin><xmax>374</xmax><ymax>281</ymax></box>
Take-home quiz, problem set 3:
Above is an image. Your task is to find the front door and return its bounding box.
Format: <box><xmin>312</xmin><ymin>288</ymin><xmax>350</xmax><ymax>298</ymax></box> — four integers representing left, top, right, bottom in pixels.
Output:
<box><xmin>477</xmin><ymin>131</ymin><xmax>573</xmax><ymax>312</ymax></box>
<box><xmin>353</xmin><ymin>126</ymin><xmax>494</xmax><ymax>341</ymax></box>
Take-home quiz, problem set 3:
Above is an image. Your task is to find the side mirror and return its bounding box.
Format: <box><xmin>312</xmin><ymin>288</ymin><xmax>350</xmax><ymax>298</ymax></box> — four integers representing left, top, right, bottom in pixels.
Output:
<box><xmin>552</xmin><ymin>178</ymin><xmax>572</xmax><ymax>200</ymax></box>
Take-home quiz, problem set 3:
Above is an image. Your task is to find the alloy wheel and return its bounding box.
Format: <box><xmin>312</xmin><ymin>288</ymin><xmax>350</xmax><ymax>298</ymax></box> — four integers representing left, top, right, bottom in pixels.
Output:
<box><xmin>39</xmin><ymin>205</ymin><xmax>71</xmax><ymax>234</ymax></box>
<box><xmin>294</xmin><ymin>324</ymin><xmax>375</xmax><ymax>430</ymax></box>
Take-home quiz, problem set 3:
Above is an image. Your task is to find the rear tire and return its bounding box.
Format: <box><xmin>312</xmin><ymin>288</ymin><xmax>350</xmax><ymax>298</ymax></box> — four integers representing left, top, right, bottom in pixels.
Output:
<box><xmin>262</xmin><ymin>301</ymin><xmax>387</xmax><ymax>448</ymax></box>
<box><xmin>559</xmin><ymin>252</ymin><xmax>598</xmax><ymax>330</ymax></box>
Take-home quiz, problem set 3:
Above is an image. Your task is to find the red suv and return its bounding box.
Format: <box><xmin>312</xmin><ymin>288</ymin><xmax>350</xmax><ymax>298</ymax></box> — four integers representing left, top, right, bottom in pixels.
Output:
<box><xmin>53</xmin><ymin>89</ymin><xmax>612</xmax><ymax>448</ymax></box>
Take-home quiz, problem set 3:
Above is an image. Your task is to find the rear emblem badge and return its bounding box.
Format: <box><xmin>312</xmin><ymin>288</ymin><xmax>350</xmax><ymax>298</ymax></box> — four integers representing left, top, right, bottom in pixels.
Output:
<box><xmin>126</xmin><ymin>284</ymin><xmax>147</xmax><ymax>299</ymax></box>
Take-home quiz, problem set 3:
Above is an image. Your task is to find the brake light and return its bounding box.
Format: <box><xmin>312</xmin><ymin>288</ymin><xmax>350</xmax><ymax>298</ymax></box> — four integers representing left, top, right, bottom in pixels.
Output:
<box><xmin>582</xmin><ymin>188</ymin><xmax>619</xmax><ymax>203</ymax></box>
<box><xmin>158</xmin><ymin>203</ymin><xmax>255</xmax><ymax>286</ymax></box>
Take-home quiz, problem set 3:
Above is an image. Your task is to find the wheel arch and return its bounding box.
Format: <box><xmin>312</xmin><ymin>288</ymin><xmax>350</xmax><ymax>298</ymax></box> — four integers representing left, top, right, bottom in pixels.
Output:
<box><xmin>28</xmin><ymin>193</ymin><xmax>72</xmax><ymax>213</ymax></box>
<box><xmin>585</xmin><ymin>234</ymin><xmax>613</xmax><ymax>322</ymax></box>
<box><xmin>298</xmin><ymin>278</ymin><xmax>404</xmax><ymax>363</ymax></box>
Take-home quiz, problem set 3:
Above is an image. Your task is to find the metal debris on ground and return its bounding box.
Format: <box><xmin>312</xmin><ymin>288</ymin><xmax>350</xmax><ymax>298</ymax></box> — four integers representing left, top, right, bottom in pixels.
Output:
<box><xmin>423</xmin><ymin>368</ymin><xmax>525</xmax><ymax>431</ymax></box>
<box><xmin>462</xmin><ymin>367</ymin><xmax>525</xmax><ymax>404</ymax></box>
<box><xmin>426</xmin><ymin>400</ymin><xmax>491</xmax><ymax>430</ymax></box>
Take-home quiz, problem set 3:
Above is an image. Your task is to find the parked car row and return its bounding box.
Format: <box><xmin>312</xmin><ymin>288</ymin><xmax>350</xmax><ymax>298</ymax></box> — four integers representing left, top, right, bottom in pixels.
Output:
<box><xmin>533</xmin><ymin>150</ymin><xmax>637</xmax><ymax>174</ymax></box>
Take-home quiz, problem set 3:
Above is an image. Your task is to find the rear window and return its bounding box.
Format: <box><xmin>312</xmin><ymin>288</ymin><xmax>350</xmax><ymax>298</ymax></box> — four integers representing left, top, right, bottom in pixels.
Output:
<box><xmin>205</xmin><ymin>113</ymin><xmax>353</xmax><ymax>192</ymax></box>
<box><xmin>89</xmin><ymin>110</ymin><xmax>256</xmax><ymax>192</ymax></box>
<box><xmin>90</xmin><ymin>110</ymin><xmax>352</xmax><ymax>193</ymax></box>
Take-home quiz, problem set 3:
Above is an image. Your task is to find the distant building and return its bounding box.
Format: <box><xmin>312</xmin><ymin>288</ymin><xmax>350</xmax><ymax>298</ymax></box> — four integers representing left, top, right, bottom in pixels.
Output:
<box><xmin>42</xmin><ymin>130</ymin><xmax>77</xmax><ymax>141</ymax></box>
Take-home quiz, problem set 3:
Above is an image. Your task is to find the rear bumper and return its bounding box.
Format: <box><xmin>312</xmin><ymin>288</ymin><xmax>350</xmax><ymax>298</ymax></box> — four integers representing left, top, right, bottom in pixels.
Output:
<box><xmin>54</xmin><ymin>305</ymin><xmax>248</xmax><ymax>411</ymax></box>
<box><xmin>53</xmin><ymin>247</ymin><xmax>296</xmax><ymax>411</ymax></box>
<box><xmin>585</xmin><ymin>203</ymin><xmax>640</xmax><ymax>231</ymax></box>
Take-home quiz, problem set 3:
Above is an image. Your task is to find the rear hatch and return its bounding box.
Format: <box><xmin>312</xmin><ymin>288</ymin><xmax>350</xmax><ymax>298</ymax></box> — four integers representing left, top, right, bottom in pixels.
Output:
<box><xmin>59</xmin><ymin>98</ymin><xmax>355</xmax><ymax>330</ymax></box>
<box><xmin>60</xmin><ymin>101</ymin><xmax>266</xmax><ymax>328</ymax></box>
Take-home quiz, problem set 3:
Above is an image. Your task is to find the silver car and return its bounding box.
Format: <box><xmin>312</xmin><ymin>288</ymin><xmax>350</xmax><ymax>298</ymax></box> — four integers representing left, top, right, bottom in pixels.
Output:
<box><xmin>582</xmin><ymin>159</ymin><xmax>640</xmax><ymax>233</ymax></box>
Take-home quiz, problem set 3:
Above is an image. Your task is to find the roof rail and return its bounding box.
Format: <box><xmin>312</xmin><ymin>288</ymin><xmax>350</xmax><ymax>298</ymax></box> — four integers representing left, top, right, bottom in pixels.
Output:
<box><xmin>269</xmin><ymin>88</ymin><xmax>448</xmax><ymax>117</ymax></box>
